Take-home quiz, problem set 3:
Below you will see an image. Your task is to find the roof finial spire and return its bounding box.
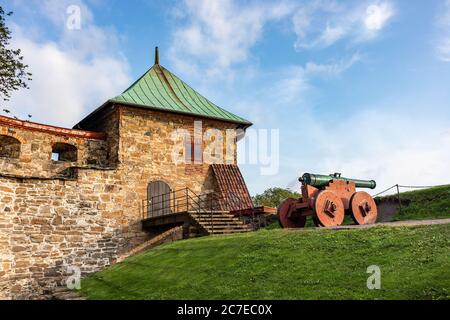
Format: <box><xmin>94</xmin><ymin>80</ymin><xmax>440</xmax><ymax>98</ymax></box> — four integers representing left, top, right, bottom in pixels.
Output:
<box><xmin>155</xmin><ymin>46</ymin><xmax>159</xmax><ymax>65</ymax></box>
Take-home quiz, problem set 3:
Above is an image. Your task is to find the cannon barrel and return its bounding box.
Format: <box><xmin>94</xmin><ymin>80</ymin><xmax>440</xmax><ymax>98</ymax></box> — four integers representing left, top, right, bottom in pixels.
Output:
<box><xmin>300</xmin><ymin>173</ymin><xmax>376</xmax><ymax>189</ymax></box>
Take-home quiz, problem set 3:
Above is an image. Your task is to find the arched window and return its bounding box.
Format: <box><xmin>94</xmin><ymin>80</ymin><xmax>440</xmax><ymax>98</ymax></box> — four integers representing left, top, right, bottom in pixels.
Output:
<box><xmin>51</xmin><ymin>142</ymin><xmax>77</xmax><ymax>162</ymax></box>
<box><xmin>0</xmin><ymin>135</ymin><xmax>21</xmax><ymax>159</ymax></box>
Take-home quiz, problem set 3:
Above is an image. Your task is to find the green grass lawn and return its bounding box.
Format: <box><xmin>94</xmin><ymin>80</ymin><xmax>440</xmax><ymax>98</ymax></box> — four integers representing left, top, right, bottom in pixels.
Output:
<box><xmin>79</xmin><ymin>224</ymin><xmax>450</xmax><ymax>300</ymax></box>
<box><xmin>381</xmin><ymin>185</ymin><xmax>450</xmax><ymax>221</ymax></box>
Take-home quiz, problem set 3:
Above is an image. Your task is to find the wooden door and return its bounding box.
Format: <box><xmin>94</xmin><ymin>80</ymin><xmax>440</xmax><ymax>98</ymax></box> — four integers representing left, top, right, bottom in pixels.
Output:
<box><xmin>147</xmin><ymin>181</ymin><xmax>172</xmax><ymax>217</ymax></box>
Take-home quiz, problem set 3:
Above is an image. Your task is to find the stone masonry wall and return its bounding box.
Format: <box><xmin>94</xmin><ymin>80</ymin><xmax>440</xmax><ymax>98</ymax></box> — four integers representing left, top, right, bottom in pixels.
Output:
<box><xmin>116</xmin><ymin>105</ymin><xmax>238</xmax><ymax>199</ymax></box>
<box><xmin>0</xmin><ymin>105</ymin><xmax>240</xmax><ymax>299</ymax></box>
<box><xmin>0</xmin><ymin>124</ymin><xmax>109</xmax><ymax>178</ymax></box>
<box><xmin>0</xmin><ymin>169</ymin><xmax>148</xmax><ymax>299</ymax></box>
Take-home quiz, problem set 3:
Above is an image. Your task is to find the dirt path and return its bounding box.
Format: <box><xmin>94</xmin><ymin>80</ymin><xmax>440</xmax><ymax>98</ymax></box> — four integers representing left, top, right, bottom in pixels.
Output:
<box><xmin>327</xmin><ymin>218</ymin><xmax>450</xmax><ymax>230</ymax></box>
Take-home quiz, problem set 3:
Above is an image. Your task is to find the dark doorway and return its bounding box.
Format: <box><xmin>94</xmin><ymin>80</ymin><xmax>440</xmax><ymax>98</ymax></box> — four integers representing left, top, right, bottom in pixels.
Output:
<box><xmin>147</xmin><ymin>181</ymin><xmax>172</xmax><ymax>217</ymax></box>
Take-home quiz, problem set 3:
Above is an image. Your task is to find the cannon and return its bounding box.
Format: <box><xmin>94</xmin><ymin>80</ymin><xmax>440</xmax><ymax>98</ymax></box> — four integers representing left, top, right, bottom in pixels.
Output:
<box><xmin>278</xmin><ymin>173</ymin><xmax>378</xmax><ymax>228</ymax></box>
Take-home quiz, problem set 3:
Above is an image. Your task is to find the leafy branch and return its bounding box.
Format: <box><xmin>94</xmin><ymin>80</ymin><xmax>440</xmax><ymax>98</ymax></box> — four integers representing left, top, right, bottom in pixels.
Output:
<box><xmin>0</xmin><ymin>6</ymin><xmax>32</xmax><ymax>108</ymax></box>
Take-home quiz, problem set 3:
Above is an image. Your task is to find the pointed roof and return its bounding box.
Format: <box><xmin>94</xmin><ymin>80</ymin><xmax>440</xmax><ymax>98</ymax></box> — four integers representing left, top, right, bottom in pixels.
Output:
<box><xmin>109</xmin><ymin>63</ymin><xmax>251</xmax><ymax>126</ymax></box>
<box><xmin>76</xmin><ymin>47</ymin><xmax>251</xmax><ymax>129</ymax></box>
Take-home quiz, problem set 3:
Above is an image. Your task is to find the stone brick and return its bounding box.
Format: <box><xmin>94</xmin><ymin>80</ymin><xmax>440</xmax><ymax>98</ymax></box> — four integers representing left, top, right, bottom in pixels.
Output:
<box><xmin>0</xmin><ymin>186</ymin><xmax>13</xmax><ymax>193</ymax></box>
<box><xmin>0</xmin><ymin>104</ymin><xmax>242</xmax><ymax>300</ymax></box>
<box><xmin>30</xmin><ymin>234</ymin><xmax>45</xmax><ymax>243</ymax></box>
<box><xmin>15</xmin><ymin>260</ymin><xmax>30</xmax><ymax>268</ymax></box>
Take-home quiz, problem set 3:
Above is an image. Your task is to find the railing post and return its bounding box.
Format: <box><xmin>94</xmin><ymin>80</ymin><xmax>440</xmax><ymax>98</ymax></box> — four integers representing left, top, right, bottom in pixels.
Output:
<box><xmin>150</xmin><ymin>199</ymin><xmax>152</xmax><ymax>218</ymax></box>
<box><xmin>396</xmin><ymin>184</ymin><xmax>402</xmax><ymax>211</ymax></box>
<box><xmin>186</xmin><ymin>187</ymin><xmax>189</xmax><ymax>212</ymax></box>
<box><xmin>210</xmin><ymin>196</ymin><xmax>213</xmax><ymax>235</ymax></box>
<box><xmin>173</xmin><ymin>190</ymin><xmax>176</xmax><ymax>213</ymax></box>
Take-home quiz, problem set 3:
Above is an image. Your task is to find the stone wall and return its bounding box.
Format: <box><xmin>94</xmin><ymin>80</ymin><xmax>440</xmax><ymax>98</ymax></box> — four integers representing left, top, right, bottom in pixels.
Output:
<box><xmin>0</xmin><ymin>168</ymin><xmax>151</xmax><ymax>299</ymax></box>
<box><xmin>115</xmin><ymin>105</ymin><xmax>238</xmax><ymax>200</ymax></box>
<box><xmin>0</xmin><ymin>105</ymin><xmax>241</xmax><ymax>299</ymax></box>
<box><xmin>0</xmin><ymin>122</ymin><xmax>109</xmax><ymax>178</ymax></box>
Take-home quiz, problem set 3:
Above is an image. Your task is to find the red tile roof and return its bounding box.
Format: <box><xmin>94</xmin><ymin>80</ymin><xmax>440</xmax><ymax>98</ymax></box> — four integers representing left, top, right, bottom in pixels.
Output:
<box><xmin>211</xmin><ymin>164</ymin><xmax>253</xmax><ymax>211</ymax></box>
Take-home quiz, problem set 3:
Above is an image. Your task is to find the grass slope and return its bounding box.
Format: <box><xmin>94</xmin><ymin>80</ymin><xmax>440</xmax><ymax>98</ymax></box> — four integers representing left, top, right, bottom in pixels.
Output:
<box><xmin>80</xmin><ymin>224</ymin><xmax>450</xmax><ymax>300</ymax></box>
<box><xmin>266</xmin><ymin>185</ymin><xmax>450</xmax><ymax>230</ymax></box>
<box><xmin>381</xmin><ymin>185</ymin><xmax>450</xmax><ymax>221</ymax></box>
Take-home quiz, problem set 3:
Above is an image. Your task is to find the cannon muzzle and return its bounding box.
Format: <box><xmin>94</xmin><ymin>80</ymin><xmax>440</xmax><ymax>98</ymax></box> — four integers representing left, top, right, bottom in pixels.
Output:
<box><xmin>300</xmin><ymin>173</ymin><xmax>376</xmax><ymax>189</ymax></box>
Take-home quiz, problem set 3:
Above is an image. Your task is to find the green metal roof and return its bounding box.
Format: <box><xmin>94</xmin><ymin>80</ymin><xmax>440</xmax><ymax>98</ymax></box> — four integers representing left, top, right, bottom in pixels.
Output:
<box><xmin>109</xmin><ymin>64</ymin><xmax>252</xmax><ymax>126</ymax></box>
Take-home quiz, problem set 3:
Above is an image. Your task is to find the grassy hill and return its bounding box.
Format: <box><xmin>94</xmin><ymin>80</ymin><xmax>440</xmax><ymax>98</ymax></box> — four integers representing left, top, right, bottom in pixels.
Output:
<box><xmin>265</xmin><ymin>185</ymin><xmax>450</xmax><ymax>229</ymax></box>
<box><xmin>378</xmin><ymin>185</ymin><xmax>450</xmax><ymax>221</ymax></box>
<box><xmin>79</xmin><ymin>224</ymin><xmax>450</xmax><ymax>300</ymax></box>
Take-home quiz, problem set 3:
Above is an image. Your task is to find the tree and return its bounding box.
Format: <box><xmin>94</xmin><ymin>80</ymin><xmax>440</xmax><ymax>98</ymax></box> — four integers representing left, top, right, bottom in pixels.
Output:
<box><xmin>0</xmin><ymin>6</ymin><xmax>31</xmax><ymax>107</ymax></box>
<box><xmin>252</xmin><ymin>187</ymin><xmax>300</xmax><ymax>208</ymax></box>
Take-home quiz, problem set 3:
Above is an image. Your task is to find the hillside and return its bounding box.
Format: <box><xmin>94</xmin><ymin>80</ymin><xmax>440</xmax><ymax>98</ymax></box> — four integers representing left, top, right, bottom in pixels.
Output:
<box><xmin>79</xmin><ymin>224</ymin><xmax>450</xmax><ymax>300</ymax></box>
<box><xmin>377</xmin><ymin>185</ymin><xmax>450</xmax><ymax>221</ymax></box>
<box><xmin>265</xmin><ymin>185</ymin><xmax>450</xmax><ymax>229</ymax></box>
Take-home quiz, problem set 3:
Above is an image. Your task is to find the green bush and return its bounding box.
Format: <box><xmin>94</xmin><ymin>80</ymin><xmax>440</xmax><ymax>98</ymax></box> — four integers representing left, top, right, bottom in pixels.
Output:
<box><xmin>252</xmin><ymin>187</ymin><xmax>300</xmax><ymax>208</ymax></box>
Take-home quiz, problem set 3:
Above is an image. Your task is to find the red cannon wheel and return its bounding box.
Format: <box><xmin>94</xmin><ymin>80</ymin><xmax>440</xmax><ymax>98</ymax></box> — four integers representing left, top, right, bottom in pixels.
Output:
<box><xmin>313</xmin><ymin>190</ymin><xmax>345</xmax><ymax>227</ymax></box>
<box><xmin>350</xmin><ymin>191</ymin><xmax>378</xmax><ymax>225</ymax></box>
<box><xmin>278</xmin><ymin>198</ymin><xmax>306</xmax><ymax>228</ymax></box>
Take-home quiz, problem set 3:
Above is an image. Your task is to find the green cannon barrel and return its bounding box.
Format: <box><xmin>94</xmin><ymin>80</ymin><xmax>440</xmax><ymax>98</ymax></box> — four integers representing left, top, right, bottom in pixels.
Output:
<box><xmin>300</xmin><ymin>173</ymin><xmax>376</xmax><ymax>189</ymax></box>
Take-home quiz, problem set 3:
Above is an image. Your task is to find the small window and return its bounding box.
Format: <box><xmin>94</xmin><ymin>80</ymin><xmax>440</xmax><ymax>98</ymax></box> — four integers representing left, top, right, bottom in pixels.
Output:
<box><xmin>184</xmin><ymin>136</ymin><xmax>202</xmax><ymax>164</ymax></box>
<box><xmin>193</xmin><ymin>137</ymin><xmax>202</xmax><ymax>163</ymax></box>
<box><xmin>0</xmin><ymin>135</ymin><xmax>21</xmax><ymax>159</ymax></box>
<box><xmin>184</xmin><ymin>136</ymin><xmax>192</xmax><ymax>164</ymax></box>
<box><xmin>51</xmin><ymin>143</ymin><xmax>77</xmax><ymax>162</ymax></box>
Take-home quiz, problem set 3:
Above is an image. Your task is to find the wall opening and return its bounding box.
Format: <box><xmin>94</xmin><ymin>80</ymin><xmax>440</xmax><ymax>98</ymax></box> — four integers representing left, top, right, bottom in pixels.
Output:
<box><xmin>51</xmin><ymin>142</ymin><xmax>78</xmax><ymax>162</ymax></box>
<box><xmin>0</xmin><ymin>135</ymin><xmax>21</xmax><ymax>159</ymax></box>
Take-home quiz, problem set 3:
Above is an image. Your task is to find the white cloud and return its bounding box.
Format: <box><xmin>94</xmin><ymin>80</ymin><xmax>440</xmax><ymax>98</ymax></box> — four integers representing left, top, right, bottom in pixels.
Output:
<box><xmin>435</xmin><ymin>0</ymin><xmax>450</xmax><ymax>62</ymax></box>
<box><xmin>242</xmin><ymin>93</ymin><xmax>450</xmax><ymax>196</ymax></box>
<box><xmin>364</xmin><ymin>3</ymin><xmax>393</xmax><ymax>31</ymax></box>
<box><xmin>309</xmin><ymin>108</ymin><xmax>450</xmax><ymax>194</ymax></box>
<box><xmin>6</xmin><ymin>0</ymin><xmax>131</xmax><ymax>127</ymax></box>
<box><xmin>293</xmin><ymin>1</ymin><xmax>395</xmax><ymax>49</ymax></box>
<box><xmin>273</xmin><ymin>53</ymin><xmax>361</xmax><ymax>103</ymax></box>
<box><xmin>168</xmin><ymin>0</ymin><xmax>393</xmax><ymax>81</ymax></box>
<box><xmin>305</xmin><ymin>53</ymin><xmax>361</xmax><ymax>76</ymax></box>
<box><xmin>168</xmin><ymin>0</ymin><xmax>294</xmax><ymax>79</ymax></box>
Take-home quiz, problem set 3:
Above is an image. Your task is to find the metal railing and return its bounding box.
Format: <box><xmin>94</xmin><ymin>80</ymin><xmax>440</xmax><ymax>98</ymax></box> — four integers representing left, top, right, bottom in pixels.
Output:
<box><xmin>142</xmin><ymin>188</ymin><xmax>232</xmax><ymax>218</ymax></box>
<box><xmin>141</xmin><ymin>187</ymin><xmax>256</xmax><ymax>229</ymax></box>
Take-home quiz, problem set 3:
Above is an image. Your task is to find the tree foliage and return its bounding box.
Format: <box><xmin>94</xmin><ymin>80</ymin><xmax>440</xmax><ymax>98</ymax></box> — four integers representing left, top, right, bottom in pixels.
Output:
<box><xmin>0</xmin><ymin>6</ymin><xmax>31</xmax><ymax>105</ymax></box>
<box><xmin>252</xmin><ymin>187</ymin><xmax>300</xmax><ymax>208</ymax></box>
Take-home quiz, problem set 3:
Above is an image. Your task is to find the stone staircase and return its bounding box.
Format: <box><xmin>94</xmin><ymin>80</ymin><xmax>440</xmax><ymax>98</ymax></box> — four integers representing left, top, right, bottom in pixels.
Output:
<box><xmin>190</xmin><ymin>212</ymin><xmax>253</xmax><ymax>235</ymax></box>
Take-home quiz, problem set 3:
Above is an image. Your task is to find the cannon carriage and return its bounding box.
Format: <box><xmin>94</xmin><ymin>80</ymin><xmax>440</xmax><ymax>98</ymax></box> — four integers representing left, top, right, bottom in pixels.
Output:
<box><xmin>278</xmin><ymin>173</ymin><xmax>378</xmax><ymax>228</ymax></box>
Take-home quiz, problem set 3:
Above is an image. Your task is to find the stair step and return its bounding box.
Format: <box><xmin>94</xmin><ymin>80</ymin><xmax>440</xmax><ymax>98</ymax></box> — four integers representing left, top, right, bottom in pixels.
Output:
<box><xmin>191</xmin><ymin>215</ymin><xmax>237</xmax><ymax>219</ymax></box>
<box><xmin>194</xmin><ymin>218</ymin><xmax>242</xmax><ymax>223</ymax></box>
<box><xmin>203</xmin><ymin>225</ymin><xmax>251</xmax><ymax>230</ymax></box>
<box><xmin>211</xmin><ymin>230</ymin><xmax>250</xmax><ymax>235</ymax></box>
<box><xmin>190</xmin><ymin>211</ymin><xmax>253</xmax><ymax>236</ymax></box>
<box><xmin>200</xmin><ymin>224</ymin><xmax>246</xmax><ymax>227</ymax></box>
<box><xmin>204</xmin><ymin>226</ymin><xmax>252</xmax><ymax>230</ymax></box>
<box><xmin>188</xmin><ymin>211</ymin><xmax>230</xmax><ymax>215</ymax></box>
<box><xmin>196</xmin><ymin>217</ymin><xmax>243</xmax><ymax>221</ymax></box>
<box><xmin>199</xmin><ymin>221</ymin><xmax>249</xmax><ymax>225</ymax></box>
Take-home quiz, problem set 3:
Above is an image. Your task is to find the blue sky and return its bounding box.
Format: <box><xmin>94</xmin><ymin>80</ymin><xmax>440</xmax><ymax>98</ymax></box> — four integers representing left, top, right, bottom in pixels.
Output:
<box><xmin>4</xmin><ymin>0</ymin><xmax>450</xmax><ymax>195</ymax></box>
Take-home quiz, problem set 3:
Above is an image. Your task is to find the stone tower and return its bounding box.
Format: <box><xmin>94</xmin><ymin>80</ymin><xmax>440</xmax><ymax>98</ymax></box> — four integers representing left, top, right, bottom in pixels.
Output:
<box><xmin>0</xmin><ymin>48</ymin><xmax>253</xmax><ymax>299</ymax></box>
